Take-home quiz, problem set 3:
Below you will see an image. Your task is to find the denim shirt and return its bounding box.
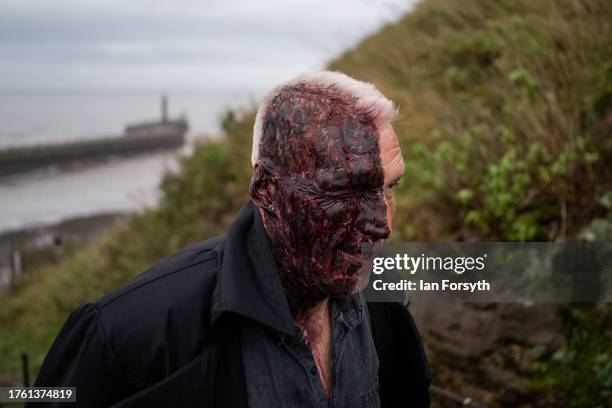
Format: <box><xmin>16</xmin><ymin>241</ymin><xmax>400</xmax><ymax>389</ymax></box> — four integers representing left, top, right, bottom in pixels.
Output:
<box><xmin>241</xmin><ymin>293</ymin><xmax>380</xmax><ymax>408</ymax></box>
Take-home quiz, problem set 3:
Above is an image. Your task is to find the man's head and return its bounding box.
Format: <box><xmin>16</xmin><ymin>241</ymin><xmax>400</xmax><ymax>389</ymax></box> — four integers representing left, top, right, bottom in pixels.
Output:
<box><xmin>250</xmin><ymin>71</ymin><xmax>404</xmax><ymax>315</ymax></box>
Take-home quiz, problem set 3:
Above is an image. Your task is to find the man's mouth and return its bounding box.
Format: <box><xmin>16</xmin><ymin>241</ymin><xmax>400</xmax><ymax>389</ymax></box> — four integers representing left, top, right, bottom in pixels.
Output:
<box><xmin>340</xmin><ymin>240</ymin><xmax>383</xmax><ymax>262</ymax></box>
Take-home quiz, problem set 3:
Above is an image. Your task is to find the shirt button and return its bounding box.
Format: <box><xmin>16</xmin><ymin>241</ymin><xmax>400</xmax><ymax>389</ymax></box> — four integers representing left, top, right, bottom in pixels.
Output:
<box><xmin>310</xmin><ymin>366</ymin><xmax>318</xmax><ymax>376</ymax></box>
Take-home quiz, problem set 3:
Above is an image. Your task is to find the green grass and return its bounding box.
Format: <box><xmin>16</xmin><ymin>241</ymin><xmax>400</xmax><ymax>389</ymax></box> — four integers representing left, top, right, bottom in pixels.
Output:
<box><xmin>527</xmin><ymin>305</ymin><xmax>612</xmax><ymax>407</ymax></box>
<box><xmin>1</xmin><ymin>0</ymin><xmax>611</xmax><ymax>406</ymax></box>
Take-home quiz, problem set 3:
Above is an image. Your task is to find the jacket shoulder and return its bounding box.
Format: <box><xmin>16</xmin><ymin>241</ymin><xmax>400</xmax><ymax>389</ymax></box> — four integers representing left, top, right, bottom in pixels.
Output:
<box><xmin>91</xmin><ymin>234</ymin><xmax>226</xmax><ymax>386</ymax></box>
<box><xmin>95</xmin><ymin>234</ymin><xmax>225</xmax><ymax>309</ymax></box>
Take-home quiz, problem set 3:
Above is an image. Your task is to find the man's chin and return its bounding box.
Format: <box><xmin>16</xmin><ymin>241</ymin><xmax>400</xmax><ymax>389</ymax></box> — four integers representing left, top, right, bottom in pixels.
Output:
<box><xmin>338</xmin><ymin>250</ymin><xmax>365</xmax><ymax>268</ymax></box>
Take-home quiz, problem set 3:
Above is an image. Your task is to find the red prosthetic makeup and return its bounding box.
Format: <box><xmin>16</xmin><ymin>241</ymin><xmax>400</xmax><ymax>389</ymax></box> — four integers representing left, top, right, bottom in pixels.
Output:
<box><xmin>251</xmin><ymin>85</ymin><xmax>391</xmax><ymax>318</ymax></box>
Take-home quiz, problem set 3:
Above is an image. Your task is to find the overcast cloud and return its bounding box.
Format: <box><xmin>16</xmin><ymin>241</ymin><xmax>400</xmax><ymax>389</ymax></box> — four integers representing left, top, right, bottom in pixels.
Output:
<box><xmin>0</xmin><ymin>0</ymin><xmax>416</xmax><ymax>91</ymax></box>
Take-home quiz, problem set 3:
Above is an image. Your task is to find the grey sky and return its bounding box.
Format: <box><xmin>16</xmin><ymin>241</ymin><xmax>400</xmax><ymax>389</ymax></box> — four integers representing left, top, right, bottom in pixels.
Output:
<box><xmin>0</xmin><ymin>0</ymin><xmax>416</xmax><ymax>91</ymax></box>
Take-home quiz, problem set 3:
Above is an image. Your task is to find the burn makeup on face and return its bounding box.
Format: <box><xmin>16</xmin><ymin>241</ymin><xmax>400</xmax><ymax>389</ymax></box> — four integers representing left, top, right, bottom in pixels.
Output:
<box><xmin>251</xmin><ymin>85</ymin><xmax>391</xmax><ymax>318</ymax></box>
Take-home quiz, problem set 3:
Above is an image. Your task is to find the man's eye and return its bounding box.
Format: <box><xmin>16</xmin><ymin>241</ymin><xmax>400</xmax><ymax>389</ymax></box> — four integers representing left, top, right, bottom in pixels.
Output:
<box><xmin>384</xmin><ymin>182</ymin><xmax>398</xmax><ymax>195</ymax></box>
<box><xmin>384</xmin><ymin>178</ymin><xmax>402</xmax><ymax>195</ymax></box>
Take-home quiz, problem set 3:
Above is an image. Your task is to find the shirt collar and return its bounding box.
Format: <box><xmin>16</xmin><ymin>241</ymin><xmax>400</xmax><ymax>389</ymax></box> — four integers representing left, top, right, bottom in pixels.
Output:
<box><xmin>211</xmin><ymin>201</ymin><xmax>296</xmax><ymax>336</ymax></box>
<box><xmin>332</xmin><ymin>292</ymin><xmax>366</xmax><ymax>331</ymax></box>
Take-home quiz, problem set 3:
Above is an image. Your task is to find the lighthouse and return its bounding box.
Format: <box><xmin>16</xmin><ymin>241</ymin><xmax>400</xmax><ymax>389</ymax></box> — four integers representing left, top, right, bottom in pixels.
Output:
<box><xmin>161</xmin><ymin>94</ymin><xmax>168</xmax><ymax>123</ymax></box>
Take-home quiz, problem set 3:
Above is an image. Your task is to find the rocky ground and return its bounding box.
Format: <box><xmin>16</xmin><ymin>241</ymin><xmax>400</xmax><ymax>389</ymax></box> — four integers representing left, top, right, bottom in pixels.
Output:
<box><xmin>411</xmin><ymin>300</ymin><xmax>563</xmax><ymax>407</ymax></box>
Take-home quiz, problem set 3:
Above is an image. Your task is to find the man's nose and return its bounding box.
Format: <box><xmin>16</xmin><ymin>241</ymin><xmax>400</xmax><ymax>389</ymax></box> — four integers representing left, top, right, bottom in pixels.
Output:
<box><xmin>362</xmin><ymin>221</ymin><xmax>391</xmax><ymax>240</ymax></box>
<box><xmin>384</xmin><ymin>197</ymin><xmax>394</xmax><ymax>236</ymax></box>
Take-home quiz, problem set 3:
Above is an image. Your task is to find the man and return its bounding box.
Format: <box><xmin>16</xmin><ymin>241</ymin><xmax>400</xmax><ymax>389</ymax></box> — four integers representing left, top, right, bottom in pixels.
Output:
<box><xmin>32</xmin><ymin>72</ymin><xmax>431</xmax><ymax>407</ymax></box>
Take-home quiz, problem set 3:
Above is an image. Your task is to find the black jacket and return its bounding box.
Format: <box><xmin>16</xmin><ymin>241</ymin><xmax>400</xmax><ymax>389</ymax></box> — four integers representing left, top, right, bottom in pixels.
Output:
<box><xmin>33</xmin><ymin>202</ymin><xmax>431</xmax><ymax>407</ymax></box>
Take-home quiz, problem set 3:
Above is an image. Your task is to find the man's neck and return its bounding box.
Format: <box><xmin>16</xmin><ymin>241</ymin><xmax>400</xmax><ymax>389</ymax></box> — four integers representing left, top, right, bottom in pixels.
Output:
<box><xmin>296</xmin><ymin>298</ymin><xmax>333</xmax><ymax>397</ymax></box>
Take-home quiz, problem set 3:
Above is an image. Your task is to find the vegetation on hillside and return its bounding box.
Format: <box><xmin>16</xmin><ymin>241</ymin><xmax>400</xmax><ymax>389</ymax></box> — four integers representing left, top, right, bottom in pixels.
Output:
<box><xmin>330</xmin><ymin>0</ymin><xmax>611</xmax><ymax>242</ymax></box>
<box><xmin>1</xmin><ymin>0</ymin><xmax>610</xmax><ymax>406</ymax></box>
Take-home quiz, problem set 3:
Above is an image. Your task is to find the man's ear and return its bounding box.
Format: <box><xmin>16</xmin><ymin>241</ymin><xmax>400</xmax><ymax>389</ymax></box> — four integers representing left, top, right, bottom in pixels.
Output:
<box><xmin>250</xmin><ymin>163</ymin><xmax>278</xmax><ymax>215</ymax></box>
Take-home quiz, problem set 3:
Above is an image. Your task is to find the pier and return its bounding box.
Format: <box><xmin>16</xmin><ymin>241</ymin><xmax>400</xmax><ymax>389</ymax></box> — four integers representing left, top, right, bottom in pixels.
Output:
<box><xmin>0</xmin><ymin>96</ymin><xmax>188</xmax><ymax>177</ymax></box>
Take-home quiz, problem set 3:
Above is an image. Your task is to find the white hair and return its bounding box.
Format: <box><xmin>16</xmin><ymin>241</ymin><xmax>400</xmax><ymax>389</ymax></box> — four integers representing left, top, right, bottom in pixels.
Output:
<box><xmin>251</xmin><ymin>71</ymin><xmax>397</xmax><ymax>166</ymax></box>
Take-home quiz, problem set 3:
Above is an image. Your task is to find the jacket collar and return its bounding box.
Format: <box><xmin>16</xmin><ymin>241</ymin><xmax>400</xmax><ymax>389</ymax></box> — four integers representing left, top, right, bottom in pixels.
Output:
<box><xmin>211</xmin><ymin>201</ymin><xmax>297</xmax><ymax>336</ymax></box>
